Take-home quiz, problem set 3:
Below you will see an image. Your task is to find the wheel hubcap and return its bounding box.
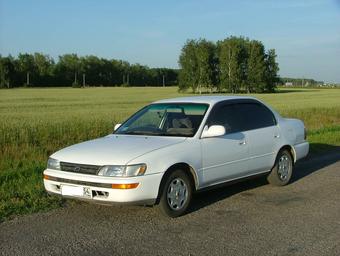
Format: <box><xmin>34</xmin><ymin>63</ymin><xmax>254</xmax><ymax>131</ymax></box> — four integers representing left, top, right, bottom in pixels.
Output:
<box><xmin>278</xmin><ymin>154</ymin><xmax>291</xmax><ymax>181</ymax></box>
<box><xmin>167</xmin><ymin>178</ymin><xmax>188</xmax><ymax>210</ymax></box>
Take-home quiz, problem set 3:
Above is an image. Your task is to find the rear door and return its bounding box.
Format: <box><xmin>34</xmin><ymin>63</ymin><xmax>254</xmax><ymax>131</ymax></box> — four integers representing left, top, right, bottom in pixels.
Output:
<box><xmin>238</xmin><ymin>103</ymin><xmax>279</xmax><ymax>174</ymax></box>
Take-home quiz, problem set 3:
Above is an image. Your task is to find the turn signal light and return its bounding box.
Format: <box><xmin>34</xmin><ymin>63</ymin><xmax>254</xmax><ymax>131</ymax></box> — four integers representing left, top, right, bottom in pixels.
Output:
<box><xmin>111</xmin><ymin>183</ymin><xmax>139</xmax><ymax>189</ymax></box>
<box><xmin>44</xmin><ymin>174</ymin><xmax>50</xmax><ymax>180</ymax></box>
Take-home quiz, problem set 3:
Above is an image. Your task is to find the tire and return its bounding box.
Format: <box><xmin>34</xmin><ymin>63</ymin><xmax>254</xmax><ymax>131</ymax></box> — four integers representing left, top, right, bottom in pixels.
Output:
<box><xmin>158</xmin><ymin>169</ymin><xmax>193</xmax><ymax>218</ymax></box>
<box><xmin>267</xmin><ymin>149</ymin><xmax>293</xmax><ymax>186</ymax></box>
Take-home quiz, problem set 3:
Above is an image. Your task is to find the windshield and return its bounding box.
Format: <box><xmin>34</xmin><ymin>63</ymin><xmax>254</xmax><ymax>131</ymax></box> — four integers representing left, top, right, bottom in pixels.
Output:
<box><xmin>115</xmin><ymin>103</ymin><xmax>209</xmax><ymax>137</ymax></box>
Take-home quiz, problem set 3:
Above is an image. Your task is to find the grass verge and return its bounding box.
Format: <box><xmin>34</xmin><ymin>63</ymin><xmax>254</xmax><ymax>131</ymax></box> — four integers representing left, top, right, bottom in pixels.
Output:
<box><xmin>0</xmin><ymin>87</ymin><xmax>339</xmax><ymax>222</ymax></box>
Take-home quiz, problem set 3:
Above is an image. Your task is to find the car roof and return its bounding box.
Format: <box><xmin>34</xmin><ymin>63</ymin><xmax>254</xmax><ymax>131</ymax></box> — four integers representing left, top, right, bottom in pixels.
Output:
<box><xmin>153</xmin><ymin>95</ymin><xmax>256</xmax><ymax>105</ymax></box>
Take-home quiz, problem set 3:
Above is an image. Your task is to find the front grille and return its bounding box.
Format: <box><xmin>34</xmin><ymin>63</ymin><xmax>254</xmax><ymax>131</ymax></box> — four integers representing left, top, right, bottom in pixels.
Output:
<box><xmin>60</xmin><ymin>162</ymin><xmax>102</xmax><ymax>175</ymax></box>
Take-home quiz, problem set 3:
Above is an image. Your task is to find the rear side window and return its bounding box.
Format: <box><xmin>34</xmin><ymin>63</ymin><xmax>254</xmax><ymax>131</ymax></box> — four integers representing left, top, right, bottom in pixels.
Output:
<box><xmin>207</xmin><ymin>102</ymin><xmax>276</xmax><ymax>133</ymax></box>
<box><xmin>240</xmin><ymin>103</ymin><xmax>276</xmax><ymax>130</ymax></box>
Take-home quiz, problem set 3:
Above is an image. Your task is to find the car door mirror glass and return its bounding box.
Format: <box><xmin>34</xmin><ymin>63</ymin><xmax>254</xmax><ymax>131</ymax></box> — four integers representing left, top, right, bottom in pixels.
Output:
<box><xmin>201</xmin><ymin>125</ymin><xmax>225</xmax><ymax>138</ymax></box>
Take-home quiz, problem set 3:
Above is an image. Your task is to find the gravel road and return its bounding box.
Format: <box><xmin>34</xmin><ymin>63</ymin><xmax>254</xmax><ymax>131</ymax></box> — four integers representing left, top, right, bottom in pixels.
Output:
<box><xmin>1</xmin><ymin>151</ymin><xmax>339</xmax><ymax>256</ymax></box>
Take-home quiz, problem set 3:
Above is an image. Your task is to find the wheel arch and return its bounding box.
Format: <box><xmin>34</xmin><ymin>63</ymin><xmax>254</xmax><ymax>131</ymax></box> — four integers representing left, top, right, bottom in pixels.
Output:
<box><xmin>278</xmin><ymin>145</ymin><xmax>296</xmax><ymax>163</ymax></box>
<box><xmin>155</xmin><ymin>162</ymin><xmax>198</xmax><ymax>204</ymax></box>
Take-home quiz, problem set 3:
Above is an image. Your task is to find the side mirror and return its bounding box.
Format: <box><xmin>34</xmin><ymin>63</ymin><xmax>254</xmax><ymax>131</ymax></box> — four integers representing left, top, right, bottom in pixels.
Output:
<box><xmin>114</xmin><ymin>123</ymin><xmax>121</xmax><ymax>131</ymax></box>
<box><xmin>201</xmin><ymin>125</ymin><xmax>225</xmax><ymax>138</ymax></box>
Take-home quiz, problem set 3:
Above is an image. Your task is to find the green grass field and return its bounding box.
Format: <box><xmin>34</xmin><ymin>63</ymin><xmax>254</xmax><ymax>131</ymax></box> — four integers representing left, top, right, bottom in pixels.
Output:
<box><xmin>1</xmin><ymin>87</ymin><xmax>340</xmax><ymax>221</ymax></box>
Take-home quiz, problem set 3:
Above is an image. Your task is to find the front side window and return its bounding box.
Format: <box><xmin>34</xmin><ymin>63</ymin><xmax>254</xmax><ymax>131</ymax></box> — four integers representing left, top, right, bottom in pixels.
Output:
<box><xmin>115</xmin><ymin>103</ymin><xmax>209</xmax><ymax>137</ymax></box>
<box><xmin>207</xmin><ymin>101</ymin><xmax>276</xmax><ymax>134</ymax></box>
<box><xmin>207</xmin><ymin>104</ymin><xmax>247</xmax><ymax>134</ymax></box>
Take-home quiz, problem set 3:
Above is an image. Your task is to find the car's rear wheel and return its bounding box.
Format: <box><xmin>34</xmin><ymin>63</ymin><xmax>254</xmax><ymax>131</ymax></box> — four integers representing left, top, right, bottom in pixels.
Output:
<box><xmin>267</xmin><ymin>149</ymin><xmax>293</xmax><ymax>186</ymax></box>
<box><xmin>159</xmin><ymin>170</ymin><xmax>193</xmax><ymax>218</ymax></box>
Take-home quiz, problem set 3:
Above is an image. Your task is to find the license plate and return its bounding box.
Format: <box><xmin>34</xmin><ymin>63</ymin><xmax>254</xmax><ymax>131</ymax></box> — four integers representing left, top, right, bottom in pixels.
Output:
<box><xmin>61</xmin><ymin>185</ymin><xmax>92</xmax><ymax>198</ymax></box>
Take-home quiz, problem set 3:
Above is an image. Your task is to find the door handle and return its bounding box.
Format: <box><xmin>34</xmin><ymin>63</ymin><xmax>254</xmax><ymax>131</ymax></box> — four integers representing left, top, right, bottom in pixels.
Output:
<box><xmin>239</xmin><ymin>140</ymin><xmax>246</xmax><ymax>145</ymax></box>
<box><xmin>274</xmin><ymin>134</ymin><xmax>280</xmax><ymax>138</ymax></box>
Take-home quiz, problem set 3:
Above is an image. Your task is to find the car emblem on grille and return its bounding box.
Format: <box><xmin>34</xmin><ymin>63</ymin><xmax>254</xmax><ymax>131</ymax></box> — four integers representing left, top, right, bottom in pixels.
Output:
<box><xmin>74</xmin><ymin>166</ymin><xmax>81</xmax><ymax>172</ymax></box>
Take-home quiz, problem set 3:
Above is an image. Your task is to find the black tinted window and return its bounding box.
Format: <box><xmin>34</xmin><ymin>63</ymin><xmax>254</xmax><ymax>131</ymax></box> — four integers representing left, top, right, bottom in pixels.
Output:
<box><xmin>207</xmin><ymin>104</ymin><xmax>246</xmax><ymax>133</ymax></box>
<box><xmin>241</xmin><ymin>103</ymin><xmax>276</xmax><ymax>130</ymax></box>
<box><xmin>207</xmin><ymin>102</ymin><xmax>276</xmax><ymax>133</ymax></box>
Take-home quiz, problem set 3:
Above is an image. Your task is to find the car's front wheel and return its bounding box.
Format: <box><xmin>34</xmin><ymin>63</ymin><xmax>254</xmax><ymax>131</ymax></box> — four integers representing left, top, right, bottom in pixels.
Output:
<box><xmin>267</xmin><ymin>149</ymin><xmax>293</xmax><ymax>186</ymax></box>
<box><xmin>159</xmin><ymin>170</ymin><xmax>193</xmax><ymax>218</ymax></box>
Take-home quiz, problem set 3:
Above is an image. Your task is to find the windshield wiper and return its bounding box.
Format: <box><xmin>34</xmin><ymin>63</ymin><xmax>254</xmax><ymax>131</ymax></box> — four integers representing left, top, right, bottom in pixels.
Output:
<box><xmin>120</xmin><ymin>130</ymin><xmax>191</xmax><ymax>137</ymax></box>
<box><xmin>122</xmin><ymin>130</ymin><xmax>163</xmax><ymax>135</ymax></box>
<box><xmin>165</xmin><ymin>133</ymin><xmax>191</xmax><ymax>137</ymax></box>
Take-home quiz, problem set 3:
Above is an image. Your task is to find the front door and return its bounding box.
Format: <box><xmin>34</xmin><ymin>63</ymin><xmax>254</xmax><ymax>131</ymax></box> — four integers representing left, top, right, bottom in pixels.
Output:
<box><xmin>201</xmin><ymin>131</ymin><xmax>249</xmax><ymax>186</ymax></box>
<box><xmin>201</xmin><ymin>102</ymin><xmax>251</xmax><ymax>186</ymax></box>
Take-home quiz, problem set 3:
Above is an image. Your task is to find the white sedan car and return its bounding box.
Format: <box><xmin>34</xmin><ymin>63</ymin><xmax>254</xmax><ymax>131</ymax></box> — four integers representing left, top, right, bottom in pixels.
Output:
<box><xmin>44</xmin><ymin>96</ymin><xmax>309</xmax><ymax>217</ymax></box>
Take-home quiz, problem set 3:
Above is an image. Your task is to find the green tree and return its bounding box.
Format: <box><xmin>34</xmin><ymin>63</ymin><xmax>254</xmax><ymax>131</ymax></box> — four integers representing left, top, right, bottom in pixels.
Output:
<box><xmin>196</xmin><ymin>39</ymin><xmax>217</xmax><ymax>93</ymax></box>
<box><xmin>129</xmin><ymin>64</ymin><xmax>150</xmax><ymax>86</ymax></box>
<box><xmin>80</xmin><ymin>55</ymin><xmax>104</xmax><ymax>86</ymax></box>
<box><xmin>17</xmin><ymin>53</ymin><xmax>36</xmax><ymax>86</ymax></box>
<box><xmin>264</xmin><ymin>49</ymin><xmax>279</xmax><ymax>92</ymax></box>
<box><xmin>217</xmin><ymin>37</ymin><xmax>247</xmax><ymax>93</ymax></box>
<box><xmin>0</xmin><ymin>55</ymin><xmax>16</xmax><ymax>88</ymax></box>
<box><xmin>33</xmin><ymin>53</ymin><xmax>54</xmax><ymax>86</ymax></box>
<box><xmin>246</xmin><ymin>40</ymin><xmax>266</xmax><ymax>93</ymax></box>
<box><xmin>55</xmin><ymin>54</ymin><xmax>81</xmax><ymax>86</ymax></box>
<box><xmin>150</xmin><ymin>68</ymin><xmax>179</xmax><ymax>86</ymax></box>
<box><xmin>119</xmin><ymin>60</ymin><xmax>130</xmax><ymax>86</ymax></box>
<box><xmin>178</xmin><ymin>40</ymin><xmax>199</xmax><ymax>92</ymax></box>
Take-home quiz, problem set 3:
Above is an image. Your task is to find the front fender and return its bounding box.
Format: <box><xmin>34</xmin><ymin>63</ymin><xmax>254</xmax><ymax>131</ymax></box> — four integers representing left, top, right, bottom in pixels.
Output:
<box><xmin>127</xmin><ymin>138</ymin><xmax>203</xmax><ymax>188</ymax></box>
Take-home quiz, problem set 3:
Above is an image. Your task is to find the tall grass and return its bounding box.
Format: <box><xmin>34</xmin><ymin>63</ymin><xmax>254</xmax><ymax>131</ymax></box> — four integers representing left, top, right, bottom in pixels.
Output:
<box><xmin>1</xmin><ymin>87</ymin><xmax>339</xmax><ymax>221</ymax></box>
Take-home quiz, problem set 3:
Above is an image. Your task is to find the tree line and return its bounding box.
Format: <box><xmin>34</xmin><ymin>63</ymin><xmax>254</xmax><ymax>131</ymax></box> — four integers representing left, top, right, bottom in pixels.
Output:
<box><xmin>0</xmin><ymin>53</ymin><xmax>178</xmax><ymax>88</ymax></box>
<box><xmin>0</xmin><ymin>36</ymin><xmax>279</xmax><ymax>91</ymax></box>
<box><xmin>178</xmin><ymin>36</ymin><xmax>279</xmax><ymax>93</ymax></box>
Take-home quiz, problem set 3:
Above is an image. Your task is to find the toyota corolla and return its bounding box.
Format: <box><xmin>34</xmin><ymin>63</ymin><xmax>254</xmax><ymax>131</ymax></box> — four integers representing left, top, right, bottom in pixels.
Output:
<box><xmin>44</xmin><ymin>96</ymin><xmax>309</xmax><ymax>217</ymax></box>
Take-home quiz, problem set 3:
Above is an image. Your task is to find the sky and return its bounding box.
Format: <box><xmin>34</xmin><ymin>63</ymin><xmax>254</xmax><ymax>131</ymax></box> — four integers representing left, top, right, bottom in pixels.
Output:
<box><xmin>0</xmin><ymin>0</ymin><xmax>339</xmax><ymax>83</ymax></box>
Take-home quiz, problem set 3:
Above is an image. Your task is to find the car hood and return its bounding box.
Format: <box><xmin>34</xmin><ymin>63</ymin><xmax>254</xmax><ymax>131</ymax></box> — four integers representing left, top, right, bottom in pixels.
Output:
<box><xmin>51</xmin><ymin>134</ymin><xmax>186</xmax><ymax>165</ymax></box>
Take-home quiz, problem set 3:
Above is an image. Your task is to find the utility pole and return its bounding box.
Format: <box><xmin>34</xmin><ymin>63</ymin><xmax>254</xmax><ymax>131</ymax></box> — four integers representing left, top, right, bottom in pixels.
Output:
<box><xmin>162</xmin><ymin>75</ymin><xmax>165</xmax><ymax>87</ymax></box>
<box><xmin>228</xmin><ymin>46</ymin><xmax>231</xmax><ymax>93</ymax></box>
<box><xmin>26</xmin><ymin>72</ymin><xmax>30</xmax><ymax>86</ymax></box>
<box><xmin>74</xmin><ymin>71</ymin><xmax>77</xmax><ymax>85</ymax></box>
<box><xmin>127</xmin><ymin>74</ymin><xmax>129</xmax><ymax>85</ymax></box>
<box><xmin>83</xmin><ymin>73</ymin><xmax>86</xmax><ymax>87</ymax></box>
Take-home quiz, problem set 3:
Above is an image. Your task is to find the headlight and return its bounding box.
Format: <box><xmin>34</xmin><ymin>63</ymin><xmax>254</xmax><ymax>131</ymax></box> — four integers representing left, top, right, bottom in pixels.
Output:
<box><xmin>98</xmin><ymin>164</ymin><xmax>147</xmax><ymax>177</ymax></box>
<box><xmin>47</xmin><ymin>158</ymin><xmax>61</xmax><ymax>170</ymax></box>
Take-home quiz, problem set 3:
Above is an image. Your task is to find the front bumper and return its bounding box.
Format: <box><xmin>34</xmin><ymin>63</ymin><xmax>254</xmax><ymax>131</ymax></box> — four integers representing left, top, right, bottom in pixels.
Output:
<box><xmin>43</xmin><ymin>169</ymin><xmax>163</xmax><ymax>205</ymax></box>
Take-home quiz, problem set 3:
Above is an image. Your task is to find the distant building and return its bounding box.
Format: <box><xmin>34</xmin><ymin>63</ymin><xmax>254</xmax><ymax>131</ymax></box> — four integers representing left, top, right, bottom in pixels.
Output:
<box><xmin>285</xmin><ymin>82</ymin><xmax>293</xmax><ymax>86</ymax></box>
